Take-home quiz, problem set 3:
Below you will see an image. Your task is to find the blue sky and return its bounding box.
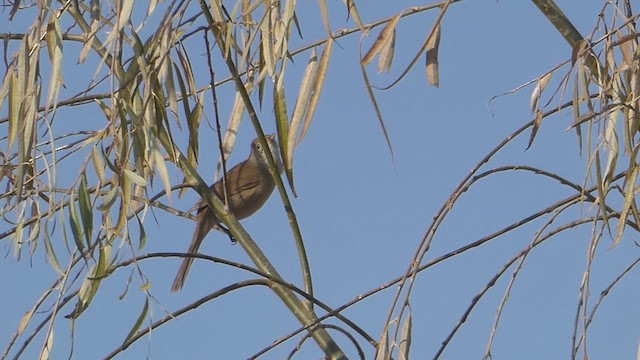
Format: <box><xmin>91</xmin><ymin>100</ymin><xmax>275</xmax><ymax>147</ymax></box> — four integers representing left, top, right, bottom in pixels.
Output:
<box><xmin>2</xmin><ymin>1</ymin><xmax>638</xmax><ymax>359</ymax></box>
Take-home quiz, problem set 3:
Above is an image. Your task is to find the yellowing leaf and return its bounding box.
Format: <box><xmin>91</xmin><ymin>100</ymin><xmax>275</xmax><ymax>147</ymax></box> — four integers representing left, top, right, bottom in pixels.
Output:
<box><xmin>18</xmin><ymin>310</ymin><xmax>34</xmax><ymax>335</ymax></box>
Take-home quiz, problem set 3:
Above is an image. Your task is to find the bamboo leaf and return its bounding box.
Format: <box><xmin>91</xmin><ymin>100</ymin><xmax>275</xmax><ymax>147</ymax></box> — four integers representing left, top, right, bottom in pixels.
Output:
<box><xmin>399</xmin><ymin>313</ymin><xmax>413</xmax><ymax>360</ymax></box>
<box><xmin>362</xmin><ymin>13</ymin><xmax>402</xmax><ymax>67</ymax></box>
<box><xmin>260</xmin><ymin>15</ymin><xmax>276</xmax><ymax>77</ymax></box>
<box><xmin>98</xmin><ymin>185</ymin><xmax>119</xmax><ymax>212</ymax></box>
<box><xmin>7</xmin><ymin>68</ymin><xmax>20</xmax><ymax>154</ymax></box>
<box><xmin>299</xmin><ymin>39</ymin><xmax>333</xmax><ymax>143</ymax></box>
<box><xmin>39</xmin><ymin>330</ymin><xmax>53</xmax><ymax>360</ymax></box>
<box><xmin>18</xmin><ymin>310</ymin><xmax>34</xmax><ymax>335</ymax></box>
<box><xmin>135</xmin><ymin>214</ymin><xmax>147</xmax><ymax>251</ymax></box>
<box><xmin>152</xmin><ymin>144</ymin><xmax>171</xmax><ymax>202</ymax></box>
<box><xmin>78</xmin><ymin>172</ymin><xmax>93</xmax><ymax>247</ymax></box>
<box><xmin>603</xmin><ymin>108</ymin><xmax>620</xmax><ymax>187</ymax></box>
<box><xmin>615</xmin><ymin>144</ymin><xmax>640</xmax><ymax>246</ymax></box>
<box><xmin>344</xmin><ymin>0</ymin><xmax>365</xmax><ymax>33</ymax></box>
<box><xmin>530</xmin><ymin>72</ymin><xmax>553</xmax><ymax>114</ymax></box>
<box><xmin>425</xmin><ymin>23</ymin><xmax>441</xmax><ymax>87</ymax></box>
<box><xmin>43</xmin><ymin>222</ymin><xmax>63</xmax><ymax>275</ymax></box>
<box><xmin>123</xmin><ymin>168</ymin><xmax>148</xmax><ymax>187</ymax></box>
<box><xmin>287</xmin><ymin>49</ymin><xmax>318</xmax><ymax>169</ymax></box>
<box><xmin>68</xmin><ymin>192</ymin><xmax>84</xmax><ymax>252</ymax></box>
<box><xmin>318</xmin><ymin>0</ymin><xmax>332</xmax><ymax>36</ymax></box>
<box><xmin>527</xmin><ymin>110</ymin><xmax>544</xmax><ymax>150</ymax></box>
<box><xmin>274</xmin><ymin>72</ymin><xmax>292</xmax><ymax>193</ymax></box>
<box><xmin>75</xmin><ymin>244</ymin><xmax>111</xmax><ymax>318</ymax></box>
<box><xmin>91</xmin><ymin>146</ymin><xmax>106</xmax><ymax>183</ymax></box>
<box><xmin>122</xmin><ymin>298</ymin><xmax>149</xmax><ymax>346</ymax></box>
<box><xmin>375</xmin><ymin>327</ymin><xmax>389</xmax><ymax>360</ymax></box>
<box><xmin>44</xmin><ymin>15</ymin><xmax>64</xmax><ymax>111</ymax></box>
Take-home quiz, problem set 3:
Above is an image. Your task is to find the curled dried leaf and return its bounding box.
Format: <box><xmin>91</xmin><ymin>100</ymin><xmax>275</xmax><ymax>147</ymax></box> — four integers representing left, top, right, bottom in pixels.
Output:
<box><xmin>530</xmin><ymin>72</ymin><xmax>553</xmax><ymax>114</ymax></box>
<box><xmin>362</xmin><ymin>13</ymin><xmax>402</xmax><ymax>68</ymax></box>
<box><xmin>425</xmin><ymin>23</ymin><xmax>441</xmax><ymax>87</ymax></box>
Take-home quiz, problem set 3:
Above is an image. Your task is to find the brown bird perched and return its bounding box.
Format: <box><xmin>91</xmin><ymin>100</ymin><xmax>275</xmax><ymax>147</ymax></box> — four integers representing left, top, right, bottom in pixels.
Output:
<box><xmin>172</xmin><ymin>134</ymin><xmax>283</xmax><ymax>292</ymax></box>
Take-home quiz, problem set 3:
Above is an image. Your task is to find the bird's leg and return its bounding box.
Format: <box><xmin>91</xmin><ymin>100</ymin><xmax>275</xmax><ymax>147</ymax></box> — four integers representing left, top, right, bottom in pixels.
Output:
<box><xmin>213</xmin><ymin>223</ymin><xmax>237</xmax><ymax>244</ymax></box>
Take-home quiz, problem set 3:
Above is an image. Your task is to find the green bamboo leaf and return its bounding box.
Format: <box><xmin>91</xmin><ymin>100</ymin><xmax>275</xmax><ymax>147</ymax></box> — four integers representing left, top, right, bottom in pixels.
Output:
<box><xmin>68</xmin><ymin>192</ymin><xmax>84</xmax><ymax>252</ymax></box>
<box><xmin>97</xmin><ymin>185</ymin><xmax>119</xmax><ymax>212</ymax></box>
<box><xmin>260</xmin><ymin>17</ymin><xmax>275</xmax><ymax>77</ymax></box>
<box><xmin>122</xmin><ymin>298</ymin><xmax>149</xmax><ymax>346</ymax></box>
<box><xmin>96</xmin><ymin>244</ymin><xmax>111</xmax><ymax>278</ymax></box>
<box><xmin>274</xmin><ymin>71</ymin><xmax>292</xmax><ymax>193</ymax></box>
<box><xmin>74</xmin><ymin>244</ymin><xmax>112</xmax><ymax>319</ymax></box>
<box><xmin>26</xmin><ymin>208</ymin><xmax>40</xmax><ymax>244</ymax></box>
<box><xmin>91</xmin><ymin>146</ymin><xmax>106</xmax><ymax>183</ymax></box>
<box><xmin>100</xmin><ymin>143</ymin><xmax>118</xmax><ymax>173</ymax></box>
<box><xmin>43</xmin><ymin>222</ymin><xmax>63</xmax><ymax>275</ymax></box>
<box><xmin>135</xmin><ymin>214</ymin><xmax>147</xmax><ymax>251</ymax></box>
<box><xmin>615</xmin><ymin>166</ymin><xmax>636</xmax><ymax>245</ymax></box>
<box><xmin>615</xmin><ymin>146</ymin><xmax>640</xmax><ymax>245</ymax></box>
<box><xmin>78</xmin><ymin>172</ymin><xmax>93</xmax><ymax>247</ymax></box>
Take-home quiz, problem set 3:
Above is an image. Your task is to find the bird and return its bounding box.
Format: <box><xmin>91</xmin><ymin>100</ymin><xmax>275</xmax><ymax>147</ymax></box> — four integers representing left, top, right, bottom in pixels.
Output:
<box><xmin>171</xmin><ymin>134</ymin><xmax>284</xmax><ymax>292</ymax></box>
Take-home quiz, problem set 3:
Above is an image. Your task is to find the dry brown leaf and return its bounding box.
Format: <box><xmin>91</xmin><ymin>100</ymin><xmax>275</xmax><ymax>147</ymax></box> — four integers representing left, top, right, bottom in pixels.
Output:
<box><xmin>361</xmin><ymin>13</ymin><xmax>402</xmax><ymax>67</ymax></box>
<box><xmin>425</xmin><ymin>23</ymin><xmax>441</xmax><ymax>87</ymax></box>
<box><xmin>530</xmin><ymin>72</ymin><xmax>553</xmax><ymax>114</ymax></box>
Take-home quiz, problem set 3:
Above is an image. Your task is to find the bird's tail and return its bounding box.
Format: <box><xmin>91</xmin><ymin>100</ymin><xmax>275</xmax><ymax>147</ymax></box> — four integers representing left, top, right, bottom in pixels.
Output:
<box><xmin>171</xmin><ymin>208</ymin><xmax>215</xmax><ymax>292</ymax></box>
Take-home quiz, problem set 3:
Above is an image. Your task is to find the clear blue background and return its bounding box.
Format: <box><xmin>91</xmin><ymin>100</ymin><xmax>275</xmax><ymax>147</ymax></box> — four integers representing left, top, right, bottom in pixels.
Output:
<box><xmin>2</xmin><ymin>1</ymin><xmax>638</xmax><ymax>359</ymax></box>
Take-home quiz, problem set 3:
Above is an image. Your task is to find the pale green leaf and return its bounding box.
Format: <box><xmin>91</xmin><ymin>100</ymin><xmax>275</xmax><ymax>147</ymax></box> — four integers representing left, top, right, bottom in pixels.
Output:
<box><xmin>287</xmin><ymin>49</ymin><xmax>318</xmax><ymax>169</ymax></box>
<box><xmin>91</xmin><ymin>146</ymin><xmax>106</xmax><ymax>183</ymax></box>
<box><xmin>123</xmin><ymin>169</ymin><xmax>148</xmax><ymax>187</ymax></box>
<box><xmin>18</xmin><ymin>310</ymin><xmax>34</xmax><ymax>335</ymax></box>
<box><xmin>39</xmin><ymin>330</ymin><xmax>53</xmax><ymax>360</ymax></box>
<box><xmin>97</xmin><ymin>185</ymin><xmax>119</xmax><ymax>212</ymax></box>
<box><xmin>399</xmin><ymin>313</ymin><xmax>413</xmax><ymax>360</ymax></box>
<box><xmin>43</xmin><ymin>222</ymin><xmax>63</xmax><ymax>275</ymax></box>
<box><xmin>152</xmin><ymin>145</ymin><xmax>171</xmax><ymax>202</ymax></box>
<box><xmin>375</xmin><ymin>327</ymin><xmax>389</xmax><ymax>360</ymax></box>
<box><xmin>44</xmin><ymin>16</ymin><xmax>64</xmax><ymax>111</ymax></box>
<box><xmin>299</xmin><ymin>39</ymin><xmax>333</xmax><ymax>144</ymax></box>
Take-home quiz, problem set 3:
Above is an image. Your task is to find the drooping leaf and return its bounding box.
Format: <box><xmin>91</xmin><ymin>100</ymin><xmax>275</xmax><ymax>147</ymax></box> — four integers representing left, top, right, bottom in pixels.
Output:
<box><xmin>78</xmin><ymin>172</ymin><xmax>93</xmax><ymax>246</ymax></box>
<box><xmin>361</xmin><ymin>13</ymin><xmax>402</xmax><ymax>68</ymax></box>
<box><xmin>121</xmin><ymin>298</ymin><xmax>149</xmax><ymax>346</ymax></box>
<box><xmin>425</xmin><ymin>23</ymin><xmax>441</xmax><ymax>87</ymax></box>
